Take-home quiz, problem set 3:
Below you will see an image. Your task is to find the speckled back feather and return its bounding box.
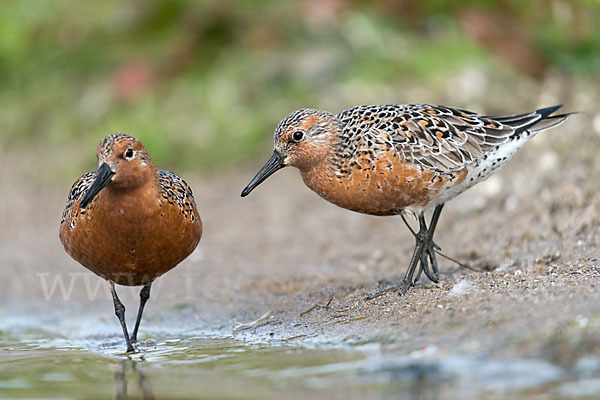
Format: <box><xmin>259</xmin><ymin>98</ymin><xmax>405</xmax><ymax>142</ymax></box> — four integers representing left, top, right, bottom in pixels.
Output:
<box><xmin>157</xmin><ymin>170</ymin><xmax>198</xmax><ymax>222</ymax></box>
<box><xmin>333</xmin><ymin>104</ymin><xmax>568</xmax><ymax>174</ymax></box>
<box><xmin>60</xmin><ymin>172</ymin><xmax>96</xmax><ymax>226</ymax></box>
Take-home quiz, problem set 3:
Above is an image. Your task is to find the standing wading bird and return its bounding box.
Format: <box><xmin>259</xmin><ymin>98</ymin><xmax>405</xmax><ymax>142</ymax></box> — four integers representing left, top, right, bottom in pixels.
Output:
<box><xmin>60</xmin><ymin>134</ymin><xmax>202</xmax><ymax>352</ymax></box>
<box><xmin>241</xmin><ymin>104</ymin><xmax>572</xmax><ymax>298</ymax></box>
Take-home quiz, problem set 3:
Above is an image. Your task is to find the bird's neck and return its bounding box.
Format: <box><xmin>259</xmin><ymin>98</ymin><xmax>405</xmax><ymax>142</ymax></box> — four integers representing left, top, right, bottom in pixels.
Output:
<box><xmin>298</xmin><ymin>142</ymin><xmax>340</xmax><ymax>197</ymax></box>
<box><xmin>102</xmin><ymin>169</ymin><xmax>161</xmax><ymax>216</ymax></box>
<box><xmin>295</xmin><ymin>121</ymin><xmax>342</xmax><ymax>172</ymax></box>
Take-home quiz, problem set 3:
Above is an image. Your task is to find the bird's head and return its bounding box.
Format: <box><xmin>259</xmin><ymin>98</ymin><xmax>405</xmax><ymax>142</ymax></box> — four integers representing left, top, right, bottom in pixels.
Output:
<box><xmin>241</xmin><ymin>109</ymin><xmax>338</xmax><ymax>197</ymax></box>
<box><xmin>80</xmin><ymin>133</ymin><xmax>154</xmax><ymax>208</ymax></box>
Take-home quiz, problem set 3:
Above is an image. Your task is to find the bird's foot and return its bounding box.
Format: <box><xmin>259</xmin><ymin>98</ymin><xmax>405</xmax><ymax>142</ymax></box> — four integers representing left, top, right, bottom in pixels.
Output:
<box><xmin>364</xmin><ymin>279</ymin><xmax>413</xmax><ymax>301</ymax></box>
<box><xmin>419</xmin><ymin>238</ymin><xmax>440</xmax><ymax>283</ymax></box>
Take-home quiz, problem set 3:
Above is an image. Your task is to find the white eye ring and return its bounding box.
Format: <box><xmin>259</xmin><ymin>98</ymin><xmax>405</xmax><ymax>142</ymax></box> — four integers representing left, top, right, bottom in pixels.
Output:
<box><xmin>124</xmin><ymin>149</ymin><xmax>135</xmax><ymax>160</ymax></box>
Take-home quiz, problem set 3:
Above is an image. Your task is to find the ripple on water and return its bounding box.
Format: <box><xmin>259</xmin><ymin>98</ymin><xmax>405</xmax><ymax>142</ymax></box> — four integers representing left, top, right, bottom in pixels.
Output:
<box><xmin>1</xmin><ymin>313</ymin><xmax>597</xmax><ymax>399</ymax></box>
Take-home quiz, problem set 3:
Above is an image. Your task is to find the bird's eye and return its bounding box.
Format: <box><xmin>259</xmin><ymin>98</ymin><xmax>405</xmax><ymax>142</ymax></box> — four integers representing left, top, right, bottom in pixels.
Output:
<box><xmin>292</xmin><ymin>131</ymin><xmax>305</xmax><ymax>142</ymax></box>
<box><xmin>124</xmin><ymin>149</ymin><xmax>135</xmax><ymax>159</ymax></box>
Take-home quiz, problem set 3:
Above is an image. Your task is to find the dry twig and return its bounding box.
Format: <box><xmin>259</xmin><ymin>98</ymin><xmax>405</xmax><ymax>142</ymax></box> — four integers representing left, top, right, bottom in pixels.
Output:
<box><xmin>232</xmin><ymin>310</ymin><xmax>273</xmax><ymax>333</ymax></box>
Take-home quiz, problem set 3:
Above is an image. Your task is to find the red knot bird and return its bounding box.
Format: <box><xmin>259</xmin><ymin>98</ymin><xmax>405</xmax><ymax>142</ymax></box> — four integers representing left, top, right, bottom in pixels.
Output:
<box><xmin>60</xmin><ymin>133</ymin><xmax>202</xmax><ymax>352</ymax></box>
<box><xmin>241</xmin><ymin>104</ymin><xmax>572</xmax><ymax>298</ymax></box>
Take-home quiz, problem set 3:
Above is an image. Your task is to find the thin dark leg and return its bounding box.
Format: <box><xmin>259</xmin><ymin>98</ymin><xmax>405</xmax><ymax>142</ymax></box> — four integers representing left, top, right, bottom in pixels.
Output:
<box><xmin>365</xmin><ymin>215</ymin><xmax>428</xmax><ymax>300</ymax></box>
<box><xmin>411</xmin><ymin>205</ymin><xmax>445</xmax><ymax>284</ymax></box>
<box><xmin>400</xmin><ymin>210</ymin><xmax>442</xmax><ymax>253</ymax></box>
<box><xmin>400</xmin><ymin>210</ymin><xmax>439</xmax><ymax>283</ymax></box>
<box><xmin>110</xmin><ymin>282</ymin><xmax>135</xmax><ymax>353</ymax></box>
<box><xmin>400</xmin><ymin>212</ymin><xmax>417</xmax><ymax>236</ymax></box>
<box><xmin>400</xmin><ymin>214</ymin><xmax>429</xmax><ymax>289</ymax></box>
<box><xmin>418</xmin><ymin>247</ymin><xmax>437</xmax><ymax>283</ymax></box>
<box><xmin>365</xmin><ymin>204</ymin><xmax>447</xmax><ymax>301</ymax></box>
<box><xmin>403</xmin><ymin>204</ymin><xmax>478</xmax><ymax>276</ymax></box>
<box><xmin>130</xmin><ymin>284</ymin><xmax>151</xmax><ymax>343</ymax></box>
<box><xmin>401</xmin><ymin>213</ymin><xmax>425</xmax><ymax>283</ymax></box>
<box><xmin>423</xmin><ymin>204</ymin><xmax>444</xmax><ymax>282</ymax></box>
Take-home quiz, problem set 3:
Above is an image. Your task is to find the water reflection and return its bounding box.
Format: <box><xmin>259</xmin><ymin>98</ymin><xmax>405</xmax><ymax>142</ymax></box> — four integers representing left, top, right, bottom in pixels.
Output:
<box><xmin>115</xmin><ymin>359</ymin><xmax>155</xmax><ymax>400</ymax></box>
<box><xmin>2</xmin><ymin>324</ymin><xmax>594</xmax><ymax>399</ymax></box>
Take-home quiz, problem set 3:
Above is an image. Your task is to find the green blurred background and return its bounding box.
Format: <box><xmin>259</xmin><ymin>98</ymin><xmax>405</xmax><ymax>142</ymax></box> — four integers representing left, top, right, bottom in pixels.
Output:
<box><xmin>1</xmin><ymin>0</ymin><xmax>599</xmax><ymax>179</ymax></box>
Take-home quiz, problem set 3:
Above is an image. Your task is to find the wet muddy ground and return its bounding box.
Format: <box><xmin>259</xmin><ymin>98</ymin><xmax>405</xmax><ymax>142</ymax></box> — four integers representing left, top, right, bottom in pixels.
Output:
<box><xmin>1</xmin><ymin>110</ymin><xmax>600</xmax><ymax>398</ymax></box>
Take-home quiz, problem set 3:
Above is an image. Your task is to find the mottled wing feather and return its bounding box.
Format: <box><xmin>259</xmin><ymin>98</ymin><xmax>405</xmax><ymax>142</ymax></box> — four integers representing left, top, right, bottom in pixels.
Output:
<box><xmin>60</xmin><ymin>171</ymin><xmax>96</xmax><ymax>224</ymax></box>
<box><xmin>158</xmin><ymin>170</ymin><xmax>198</xmax><ymax>222</ymax></box>
<box><xmin>336</xmin><ymin>104</ymin><xmax>547</xmax><ymax>173</ymax></box>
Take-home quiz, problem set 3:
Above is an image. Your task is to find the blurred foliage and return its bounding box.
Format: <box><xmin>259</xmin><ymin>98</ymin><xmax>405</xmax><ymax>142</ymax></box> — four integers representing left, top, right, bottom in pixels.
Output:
<box><xmin>0</xmin><ymin>0</ymin><xmax>598</xmax><ymax>175</ymax></box>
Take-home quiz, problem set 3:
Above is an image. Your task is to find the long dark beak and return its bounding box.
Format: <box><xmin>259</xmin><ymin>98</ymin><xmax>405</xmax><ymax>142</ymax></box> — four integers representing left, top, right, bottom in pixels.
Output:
<box><xmin>80</xmin><ymin>163</ymin><xmax>115</xmax><ymax>208</ymax></box>
<box><xmin>241</xmin><ymin>151</ymin><xmax>285</xmax><ymax>197</ymax></box>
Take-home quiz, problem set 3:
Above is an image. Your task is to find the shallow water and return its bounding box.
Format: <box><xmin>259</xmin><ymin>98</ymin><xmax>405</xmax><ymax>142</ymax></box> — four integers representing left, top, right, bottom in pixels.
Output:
<box><xmin>0</xmin><ymin>329</ymin><xmax>386</xmax><ymax>399</ymax></box>
<box><xmin>2</xmin><ymin>311</ymin><xmax>600</xmax><ymax>400</ymax></box>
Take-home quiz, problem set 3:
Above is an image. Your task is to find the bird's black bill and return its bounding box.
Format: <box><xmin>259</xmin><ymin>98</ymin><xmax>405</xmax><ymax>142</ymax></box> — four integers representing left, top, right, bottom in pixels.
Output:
<box><xmin>241</xmin><ymin>151</ymin><xmax>285</xmax><ymax>197</ymax></box>
<box><xmin>80</xmin><ymin>162</ymin><xmax>115</xmax><ymax>208</ymax></box>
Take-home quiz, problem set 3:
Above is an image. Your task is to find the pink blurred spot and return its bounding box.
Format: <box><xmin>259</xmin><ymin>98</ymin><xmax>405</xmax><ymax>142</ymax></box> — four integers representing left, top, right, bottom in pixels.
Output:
<box><xmin>112</xmin><ymin>61</ymin><xmax>155</xmax><ymax>101</ymax></box>
<box><xmin>300</xmin><ymin>0</ymin><xmax>346</xmax><ymax>26</ymax></box>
